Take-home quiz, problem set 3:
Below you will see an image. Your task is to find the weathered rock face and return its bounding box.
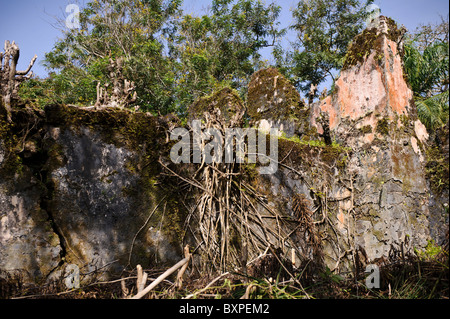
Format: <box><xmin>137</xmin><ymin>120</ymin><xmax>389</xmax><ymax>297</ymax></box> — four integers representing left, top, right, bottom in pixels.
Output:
<box><xmin>0</xmin><ymin>167</ymin><xmax>62</xmax><ymax>282</ymax></box>
<box><xmin>312</xmin><ymin>17</ymin><xmax>413</xmax><ymax>140</ymax></box>
<box><xmin>1</xmin><ymin>114</ymin><xmax>62</xmax><ymax>282</ymax></box>
<box><xmin>248</xmin><ymin>68</ymin><xmax>309</xmax><ymax>137</ymax></box>
<box><xmin>426</xmin><ymin>121</ymin><xmax>450</xmax><ymax>243</ymax></box>
<box><xmin>240</xmin><ymin>16</ymin><xmax>447</xmax><ymax>273</ymax></box>
<box><xmin>0</xmin><ymin>16</ymin><xmax>447</xmax><ymax>286</ymax></box>
<box><xmin>1</xmin><ymin>107</ymin><xmax>184</xmax><ymax>283</ymax></box>
<box><xmin>307</xmin><ymin>16</ymin><xmax>447</xmax><ymax>265</ymax></box>
<box><xmin>188</xmin><ymin>87</ymin><xmax>245</xmax><ymax>126</ymax></box>
<box><xmin>47</xmin><ymin>126</ymin><xmax>181</xmax><ymax>276</ymax></box>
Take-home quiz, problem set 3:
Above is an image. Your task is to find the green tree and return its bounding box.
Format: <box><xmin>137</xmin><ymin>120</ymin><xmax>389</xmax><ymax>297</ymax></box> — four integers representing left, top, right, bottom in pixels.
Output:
<box><xmin>404</xmin><ymin>41</ymin><xmax>449</xmax><ymax>130</ymax></box>
<box><xmin>403</xmin><ymin>15</ymin><xmax>449</xmax><ymax>130</ymax></box>
<box><xmin>172</xmin><ymin>0</ymin><xmax>283</xmax><ymax>115</ymax></box>
<box><xmin>44</xmin><ymin>0</ymin><xmax>182</xmax><ymax>113</ymax></box>
<box><xmin>17</xmin><ymin>77</ymin><xmax>58</xmax><ymax>108</ymax></box>
<box><xmin>41</xmin><ymin>0</ymin><xmax>282</xmax><ymax>116</ymax></box>
<box><xmin>275</xmin><ymin>0</ymin><xmax>372</xmax><ymax>97</ymax></box>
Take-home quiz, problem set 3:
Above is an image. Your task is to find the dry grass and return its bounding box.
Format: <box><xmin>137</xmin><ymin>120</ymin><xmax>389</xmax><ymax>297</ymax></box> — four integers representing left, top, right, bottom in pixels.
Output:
<box><xmin>2</xmin><ymin>247</ymin><xmax>447</xmax><ymax>299</ymax></box>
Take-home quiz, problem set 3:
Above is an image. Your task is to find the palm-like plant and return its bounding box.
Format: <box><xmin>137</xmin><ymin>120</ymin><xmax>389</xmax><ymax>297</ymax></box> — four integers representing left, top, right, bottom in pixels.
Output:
<box><xmin>403</xmin><ymin>41</ymin><xmax>449</xmax><ymax>130</ymax></box>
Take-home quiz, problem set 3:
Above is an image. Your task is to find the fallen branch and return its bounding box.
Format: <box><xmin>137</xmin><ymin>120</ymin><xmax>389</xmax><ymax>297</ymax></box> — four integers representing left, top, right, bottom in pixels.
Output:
<box><xmin>136</xmin><ymin>264</ymin><xmax>148</xmax><ymax>293</ymax></box>
<box><xmin>175</xmin><ymin>245</ymin><xmax>191</xmax><ymax>289</ymax></box>
<box><xmin>240</xmin><ymin>283</ymin><xmax>257</xmax><ymax>299</ymax></box>
<box><xmin>183</xmin><ymin>271</ymin><xmax>230</xmax><ymax>299</ymax></box>
<box><xmin>130</xmin><ymin>248</ymin><xmax>191</xmax><ymax>299</ymax></box>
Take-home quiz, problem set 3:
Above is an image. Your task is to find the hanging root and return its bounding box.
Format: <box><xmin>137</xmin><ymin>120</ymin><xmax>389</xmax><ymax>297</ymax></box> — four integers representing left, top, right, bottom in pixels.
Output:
<box><xmin>160</xmin><ymin>108</ymin><xmax>323</xmax><ymax>281</ymax></box>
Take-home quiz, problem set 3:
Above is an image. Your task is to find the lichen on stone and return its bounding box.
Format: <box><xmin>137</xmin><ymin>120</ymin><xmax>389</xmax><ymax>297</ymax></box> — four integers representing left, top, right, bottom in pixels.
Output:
<box><xmin>342</xmin><ymin>16</ymin><xmax>405</xmax><ymax>70</ymax></box>
<box><xmin>187</xmin><ymin>87</ymin><xmax>245</xmax><ymax>125</ymax></box>
<box><xmin>247</xmin><ymin>67</ymin><xmax>305</xmax><ymax>122</ymax></box>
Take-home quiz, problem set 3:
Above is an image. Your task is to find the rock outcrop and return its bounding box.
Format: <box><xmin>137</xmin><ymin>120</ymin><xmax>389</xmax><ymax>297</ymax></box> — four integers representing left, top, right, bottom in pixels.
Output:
<box><xmin>0</xmin><ymin>16</ymin><xmax>448</xmax><ymax>287</ymax></box>
<box><xmin>308</xmin><ymin>16</ymin><xmax>446</xmax><ymax>265</ymax></box>
<box><xmin>247</xmin><ymin>68</ymin><xmax>308</xmax><ymax>137</ymax></box>
<box><xmin>1</xmin><ymin>107</ymin><xmax>184</xmax><ymax>283</ymax></box>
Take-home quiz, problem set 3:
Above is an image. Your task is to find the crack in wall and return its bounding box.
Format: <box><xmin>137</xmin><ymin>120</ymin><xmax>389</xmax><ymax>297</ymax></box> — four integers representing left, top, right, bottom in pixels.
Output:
<box><xmin>39</xmin><ymin>175</ymin><xmax>68</xmax><ymax>278</ymax></box>
<box><xmin>18</xmin><ymin>133</ymin><xmax>68</xmax><ymax>279</ymax></box>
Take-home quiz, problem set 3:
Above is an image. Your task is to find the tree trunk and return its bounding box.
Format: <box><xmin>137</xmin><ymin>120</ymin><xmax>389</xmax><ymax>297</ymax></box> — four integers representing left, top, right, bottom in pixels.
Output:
<box><xmin>0</xmin><ymin>40</ymin><xmax>36</xmax><ymax>122</ymax></box>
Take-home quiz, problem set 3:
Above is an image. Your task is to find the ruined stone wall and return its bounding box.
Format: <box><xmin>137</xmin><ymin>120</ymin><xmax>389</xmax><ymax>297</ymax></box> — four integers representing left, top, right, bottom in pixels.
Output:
<box><xmin>0</xmin><ymin>16</ymin><xmax>448</xmax><ymax>284</ymax></box>
<box><xmin>246</xmin><ymin>16</ymin><xmax>448</xmax><ymax>272</ymax></box>
<box><xmin>1</xmin><ymin>106</ymin><xmax>184</xmax><ymax>284</ymax></box>
<box><xmin>307</xmin><ymin>16</ymin><xmax>447</xmax><ymax>267</ymax></box>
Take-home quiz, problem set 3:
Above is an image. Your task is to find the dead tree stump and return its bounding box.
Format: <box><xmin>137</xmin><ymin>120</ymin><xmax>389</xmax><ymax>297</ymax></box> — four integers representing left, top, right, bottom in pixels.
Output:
<box><xmin>94</xmin><ymin>57</ymin><xmax>137</xmax><ymax>109</ymax></box>
<box><xmin>0</xmin><ymin>40</ymin><xmax>37</xmax><ymax>122</ymax></box>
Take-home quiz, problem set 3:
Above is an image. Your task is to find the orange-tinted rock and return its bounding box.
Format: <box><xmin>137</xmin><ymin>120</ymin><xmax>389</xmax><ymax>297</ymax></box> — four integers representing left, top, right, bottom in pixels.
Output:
<box><xmin>312</xmin><ymin>16</ymin><xmax>416</xmax><ymax>139</ymax></box>
<box><xmin>308</xmin><ymin>16</ymin><xmax>438</xmax><ymax>264</ymax></box>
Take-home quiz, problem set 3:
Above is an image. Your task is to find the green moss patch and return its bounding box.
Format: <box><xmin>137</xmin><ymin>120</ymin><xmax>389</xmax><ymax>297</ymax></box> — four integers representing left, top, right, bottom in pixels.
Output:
<box><xmin>0</xmin><ymin>113</ymin><xmax>28</xmax><ymax>176</ymax></box>
<box><xmin>359</xmin><ymin>125</ymin><xmax>373</xmax><ymax>134</ymax></box>
<box><xmin>342</xmin><ymin>16</ymin><xmax>404</xmax><ymax>70</ymax></box>
<box><xmin>375</xmin><ymin>118</ymin><xmax>390</xmax><ymax>135</ymax></box>
<box><xmin>247</xmin><ymin>68</ymin><xmax>305</xmax><ymax>122</ymax></box>
<box><xmin>278</xmin><ymin>133</ymin><xmax>350</xmax><ymax>170</ymax></box>
<box><xmin>188</xmin><ymin>87</ymin><xmax>245</xmax><ymax>124</ymax></box>
<box><xmin>425</xmin><ymin>145</ymin><xmax>449</xmax><ymax>195</ymax></box>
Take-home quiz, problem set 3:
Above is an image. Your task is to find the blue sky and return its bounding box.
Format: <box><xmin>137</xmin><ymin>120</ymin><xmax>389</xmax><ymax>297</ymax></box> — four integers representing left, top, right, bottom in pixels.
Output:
<box><xmin>0</xmin><ymin>0</ymin><xmax>448</xmax><ymax>78</ymax></box>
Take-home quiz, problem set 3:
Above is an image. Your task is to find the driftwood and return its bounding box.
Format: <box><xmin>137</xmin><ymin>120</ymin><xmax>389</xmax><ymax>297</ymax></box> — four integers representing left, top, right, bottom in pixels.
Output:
<box><xmin>0</xmin><ymin>40</ymin><xmax>37</xmax><ymax>122</ymax></box>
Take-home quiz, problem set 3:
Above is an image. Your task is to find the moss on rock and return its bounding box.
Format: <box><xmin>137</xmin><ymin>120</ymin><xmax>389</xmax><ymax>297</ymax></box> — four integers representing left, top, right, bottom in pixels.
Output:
<box><xmin>342</xmin><ymin>16</ymin><xmax>405</xmax><ymax>70</ymax></box>
<box><xmin>187</xmin><ymin>87</ymin><xmax>245</xmax><ymax>125</ymax></box>
<box><xmin>375</xmin><ymin>118</ymin><xmax>390</xmax><ymax>135</ymax></box>
<box><xmin>426</xmin><ymin>146</ymin><xmax>449</xmax><ymax>195</ymax></box>
<box><xmin>247</xmin><ymin>68</ymin><xmax>305</xmax><ymax>122</ymax></box>
<box><xmin>44</xmin><ymin>104</ymin><xmax>169</xmax><ymax>175</ymax></box>
<box><xmin>0</xmin><ymin>114</ymin><xmax>25</xmax><ymax>176</ymax></box>
<box><xmin>277</xmin><ymin>133</ymin><xmax>350</xmax><ymax>172</ymax></box>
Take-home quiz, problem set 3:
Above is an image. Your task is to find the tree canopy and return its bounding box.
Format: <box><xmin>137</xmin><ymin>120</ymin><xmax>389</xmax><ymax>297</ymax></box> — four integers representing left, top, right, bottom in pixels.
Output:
<box><xmin>403</xmin><ymin>15</ymin><xmax>449</xmax><ymax>130</ymax></box>
<box><xmin>15</xmin><ymin>0</ymin><xmax>449</xmax><ymax>131</ymax></box>
<box><xmin>274</xmin><ymin>0</ymin><xmax>373</xmax><ymax>96</ymax></box>
<box><xmin>34</xmin><ymin>0</ymin><xmax>282</xmax><ymax>116</ymax></box>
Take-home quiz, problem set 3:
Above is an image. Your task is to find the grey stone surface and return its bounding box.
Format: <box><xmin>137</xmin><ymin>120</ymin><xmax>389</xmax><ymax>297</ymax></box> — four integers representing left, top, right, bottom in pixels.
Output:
<box><xmin>0</xmin><ymin>17</ymin><xmax>447</xmax><ymax>283</ymax></box>
<box><xmin>1</xmin><ymin>117</ymin><xmax>181</xmax><ymax>283</ymax></box>
<box><xmin>0</xmin><ymin>168</ymin><xmax>62</xmax><ymax>282</ymax></box>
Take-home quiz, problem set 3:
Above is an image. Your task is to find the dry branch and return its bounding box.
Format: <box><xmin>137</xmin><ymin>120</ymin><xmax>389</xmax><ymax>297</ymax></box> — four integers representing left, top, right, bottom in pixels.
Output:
<box><xmin>130</xmin><ymin>255</ymin><xmax>191</xmax><ymax>299</ymax></box>
<box><xmin>136</xmin><ymin>265</ymin><xmax>148</xmax><ymax>293</ymax></box>
<box><xmin>183</xmin><ymin>271</ymin><xmax>231</xmax><ymax>299</ymax></box>
<box><xmin>175</xmin><ymin>245</ymin><xmax>192</xmax><ymax>289</ymax></box>
<box><xmin>0</xmin><ymin>40</ymin><xmax>37</xmax><ymax>122</ymax></box>
<box><xmin>94</xmin><ymin>56</ymin><xmax>138</xmax><ymax>109</ymax></box>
